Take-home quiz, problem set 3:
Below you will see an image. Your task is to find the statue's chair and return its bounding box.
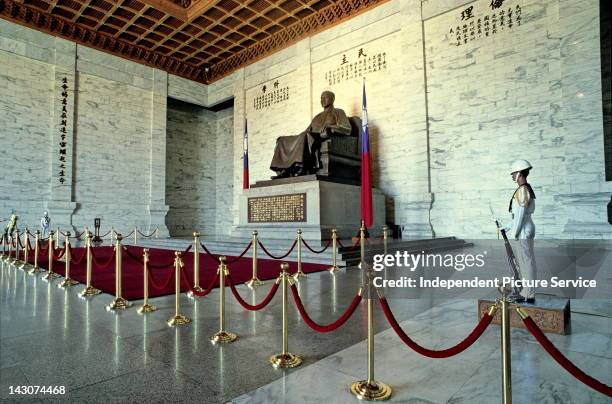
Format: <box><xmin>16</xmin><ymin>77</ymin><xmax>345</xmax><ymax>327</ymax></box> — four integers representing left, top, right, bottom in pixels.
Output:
<box><xmin>316</xmin><ymin>116</ymin><xmax>362</xmax><ymax>181</ymax></box>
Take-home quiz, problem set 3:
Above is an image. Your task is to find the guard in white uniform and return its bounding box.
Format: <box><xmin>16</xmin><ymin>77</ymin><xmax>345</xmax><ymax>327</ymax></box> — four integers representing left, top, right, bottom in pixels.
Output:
<box><xmin>503</xmin><ymin>159</ymin><xmax>537</xmax><ymax>303</ymax></box>
<box><xmin>40</xmin><ymin>211</ymin><xmax>51</xmax><ymax>238</ymax></box>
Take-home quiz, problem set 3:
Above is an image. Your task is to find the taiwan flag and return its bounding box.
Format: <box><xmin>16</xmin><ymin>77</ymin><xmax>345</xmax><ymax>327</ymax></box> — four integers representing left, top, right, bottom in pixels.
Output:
<box><xmin>360</xmin><ymin>81</ymin><xmax>373</xmax><ymax>228</ymax></box>
<box><xmin>243</xmin><ymin>119</ymin><xmax>249</xmax><ymax>189</ymax></box>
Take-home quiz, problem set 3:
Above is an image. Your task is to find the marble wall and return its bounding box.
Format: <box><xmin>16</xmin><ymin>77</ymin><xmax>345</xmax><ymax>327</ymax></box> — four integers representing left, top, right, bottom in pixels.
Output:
<box><xmin>0</xmin><ymin>0</ymin><xmax>609</xmax><ymax>240</ymax></box>
<box><xmin>0</xmin><ymin>20</ymin><xmax>169</xmax><ymax>235</ymax></box>
<box><xmin>165</xmin><ymin>100</ymin><xmax>234</xmax><ymax>237</ymax></box>
<box><xmin>223</xmin><ymin>0</ymin><xmax>611</xmax><ymax>239</ymax></box>
<box><xmin>0</xmin><ymin>49</ymin><xmax>53</xmax><ymax>227</ymax></box>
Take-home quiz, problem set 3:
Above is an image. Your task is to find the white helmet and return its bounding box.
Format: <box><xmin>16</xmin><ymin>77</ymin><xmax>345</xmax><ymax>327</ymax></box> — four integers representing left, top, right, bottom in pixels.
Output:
<box><xmin>510</xmin><ymin>159</ymin><xmax>532</xmax><ymax>174</ymax></box>
<box><xmin>43</xmin><ymin>211</ymin><xmax>48</xmax><ymax>216</ymax></box>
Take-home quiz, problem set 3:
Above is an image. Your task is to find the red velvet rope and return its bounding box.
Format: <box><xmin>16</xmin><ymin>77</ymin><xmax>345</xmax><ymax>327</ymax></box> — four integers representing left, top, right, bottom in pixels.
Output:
<box><xmin>59</xmin><ymin>230</ymin><xmax>85</xmax><ymax>238</ymax></box>
<box><xmin>301</xmin><ymin>238</ymin><xmax>332</xmax><ymax>254</ymax></box>
<box><xmin>290</xmin><ymin>284</ymin><xmax>362</xmax><ymax>333</ymax></box>
<box><xmin>522</xmin><ymin>316</ymin><xmax>612</xmax><ymax>397</ymax></box>
<box><xmin>226</xmin><ymin>241</ymin><xmax>253</xmax><ymax>264</ymax></box>
<box><xmin>257</xmin><ymin>239</ymin><xmax>297</xmax><ymax>260</ymax></box>
<box><xmin>179</xmin><ymin>266</ymin><xmax>219</xmax><ymax>297</ymax></box>
<box><xmin>379</xmin><ymin>297</ymin><xmax>493</xmax><ymax>358</ymax></box>
<box><xmin>39</xmin><ymin>240</ymin><xmax>49</xmax><ymax>250</ymax></box>
<box><xmin>91</xmin><ymin>248</ymin><xmax>116</xmax><ymax>270</ymax></box>
<box><xmin>147</xmin><ymin>266</ymin><xmax>176</xmax><ymax>290</ymax></box>
<box><xmin>69</xmin><ymin>245</ymin><xmax>87</xmax><ymax>266</ymax></box>
<box><xmin>52</xmin><ymin>247</ymin><xmax>66</xmax><ymax>261</ymax></box>
<box><xmin>137</xmin><ymin>229</ymin><xmax>157</xmax><ymax>238</ymax></box>
<box><xmin>122</xmin><ymin>246</ymin><xmax>175</xmax><ymax>269</ymax></box>
<box><xmin>99</xmin><ymin>230</ymin><xmax>112</xmax><ymax>238</ymax></box>
<box><xmin>226</xmin><ymin>274</ymin><xmax>280</xmax><ymax>311</ymax></box>
<box><xmin>198</xmin><ymin>240</ymin><xmax>252</xmax><ymax>264</ymax></box>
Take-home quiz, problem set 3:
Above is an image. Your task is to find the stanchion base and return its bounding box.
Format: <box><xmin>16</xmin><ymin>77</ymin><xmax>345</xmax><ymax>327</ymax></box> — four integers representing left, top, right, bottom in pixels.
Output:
<box><xmin>58</xmin><ymin>278</ymin><xmax>79</xmax><ymax>288</ymax></box>
<box><xmin>292</xmin><ymin>271</ymin><xmax>307</xmax><ymax>281</ymax></box>
<box><xmin>187</xmin><ymin>286</ymin><xmax>205</xmax><ymax>299</ymax></box>
<box><xmin>167</xmin><ymin>314</ymin><xmax>191</xmax><ymax>326</ymax></box>
<box><xmin>78</xmin><ymin>286</ymin><xmax>102</xmax><ymax>298</ymax></box>
<box><xmin>137</xmin><ymin>303</ymin><xmax>157</xmax><ymax>314</ymax></box>
<box><xmin>106</xmin><ymin>297</ymin><xmax>131</xmax><ymax>312</ymax></box>
<box><xmin>210</xmin><ymin>331</ymin><xmax>237</xmax><ymax>344</ymax></box>
<box><xmin>269</xmin><ymin>353</ymin><xmax>303</xmax><ymax>369</ymax></box>
<box><xmin>28</xmin><ymin>266</ymin><xmax>42</xmax><ymax>275</ymax></box>
<box><xmin>246</xmin><ymin>277</ymin><xmax>263</xmax><ymax>288</ymax></box>
<box><xmin>42</xmin><ymin>272</ymin><xmax>60</xmax><ymax>281</ymax></box>
<box><xmin>350</xmin><ymin>380</ymin><xmax>392</xmax><ymax>401</ymax></box>
<box><xmin>17</xmin><ymin>262</ymin><xmax>29</xmax><ymax>271</ymax></box>
<box><xmin>328</xmin><ymin>265</ymin><xmax>339</xmax><ymax>274</ymax></box>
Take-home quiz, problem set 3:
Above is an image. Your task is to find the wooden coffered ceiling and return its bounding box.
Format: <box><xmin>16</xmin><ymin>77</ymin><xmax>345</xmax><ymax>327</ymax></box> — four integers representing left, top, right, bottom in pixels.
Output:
<box><xmin>0</xmin><ymin>0</ymin><xmax>388</xmax><ymax>83</ymax></box>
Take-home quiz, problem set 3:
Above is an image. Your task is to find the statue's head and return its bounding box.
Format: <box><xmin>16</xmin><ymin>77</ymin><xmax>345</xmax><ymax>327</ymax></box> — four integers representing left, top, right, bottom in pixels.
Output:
<box><xmin>320</xmin><ymin>91</ymin><xmax>335</xmax><ymax>108</ymax></box>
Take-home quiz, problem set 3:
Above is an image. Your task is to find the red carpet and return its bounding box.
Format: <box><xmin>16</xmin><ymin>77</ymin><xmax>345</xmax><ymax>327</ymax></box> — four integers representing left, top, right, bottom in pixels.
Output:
<box><xmin>31</xmin><ymin>244</ymin><xmax>328</xmax><ymax>300</ymax></box>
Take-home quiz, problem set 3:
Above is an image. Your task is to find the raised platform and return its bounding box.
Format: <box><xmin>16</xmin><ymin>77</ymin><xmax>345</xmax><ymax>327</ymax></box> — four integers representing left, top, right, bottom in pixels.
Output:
<box><xmin>478</xmin><ymin>294</ymin><xmax>571</xmax><ymax>335</ymax></box>
<box><xmin>234</xmin><ymin>176</ymin><xmax>385</xmax><ymax>242</ymax></box>
<box><xmin>251</xmin><ymin>174</ymin><xmax>359</xmax><ymax>188</ymax></box>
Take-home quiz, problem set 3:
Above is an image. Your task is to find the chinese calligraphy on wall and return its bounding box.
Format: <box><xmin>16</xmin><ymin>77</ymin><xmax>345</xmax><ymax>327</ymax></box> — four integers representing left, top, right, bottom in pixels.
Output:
<box><xmin>252</xmin><ymin>80</ymin><xmax>290</xmax><ymax>111</ymax></box>
<box><xmin>450</xmin><ymin>0</ymin><xmax>523</xmax><ymax>46</ymax></box>
<box><xmin>58</xmin><ymin>77</ymin><xmax>69</xmax><ymax>185</ymax></box>
<box><xmin>324</xmin><ymin>48</ymin><xmax>388</xmax><ymax>86</ymax></box>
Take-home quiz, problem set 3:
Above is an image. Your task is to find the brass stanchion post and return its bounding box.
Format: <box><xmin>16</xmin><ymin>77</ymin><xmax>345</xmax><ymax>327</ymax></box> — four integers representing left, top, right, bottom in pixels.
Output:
<box><xmin>350</xmin><ymin>240</ymin><xmax>392</xmax><ymax>401</ymax></box>
<box><xmin>360</xmin><ymin>221</ymin><xmax>365</xmax><ymax>264</ymax></box>
<box><xmin>210</xmin><ymin>256</ymin><xmax>237</xmax><ymax>344</ymax></box>
<box><xmin>500</xmin><ymin>287</ymin><xmax>512</xmax><ymax>404</ymax></box>
<box><xmin>110</xmin><ymin>227</ymin><xmax>114</xmax><ymax>246</ymax></box>
<box><xmin>79</xmin><ymin>232</ymin><xmax>101</xmax><ymax>297</ymax></box>
<box><xmin>188</xmin><ymin>232</ymin><xmax>204</xmax><ymax>298</ymax></box>
<box><xmin>10</xmin><ymin>230</ymin><xmax>18</xmax><ymax>264</ymax></box>
<box><xmin>4</xmin><ymin>232</ymin><xmax>11</xmax><ymax>262</ymax></box>
<box><xmin>155</xmin><ymin>228</ymin><xmax>159</xmax><ymax>238</ymax></box>
<box><xmin>382</xmin><ymin>225</ymin><xmax>388</xmax><ymax>256</ymax></box>
<box><xmin>269</xmin><ymin>262</ymin><xmax>302</xmax><ymax>368</ymax></box>
<box><xmin>13</xmin><ymin>229</ymin><xmax>21</xmax><ymax>265</ymax></box>
<box><xmin>106</xmin><ymin>234</ymin><xmax>130</xmax><ymax>311</ymax></box>
<box><xmin>246</xmin><ymin>230</ymin><xmax>262</xmax><ymax>288</ymax></box>
<box><xmin>293</xmin><ymin>229</ymin><xmax>306</xmax><ymax>280</ymax></box>
<box><xmin>329</xmin><ymin>228</ymin><xmax>339</xmax><ymax>274</ymax></box>
<box><xmin>56</xmin><ymin>227</ymin><xmax>60</xmax><ymax>246</ymax></box>
<box><xmin>59</xmin><ymin>232</ymin><xmax>78</xmax><ymax>287</ymax></box>
<box><xmin>42</xmin><ymin>231</ymin><xmax>59</xmax><ymax>281</ymax></box>
<box><xmin>29</xmin><ymin>231</ymin><xmax>42</xmax><ymax>274</ymax></box>
<box><xmin>1</xmin><ymin>234</ymin><xmax>8</xmax><ymax>262</ymax></box>
<box><xmin>134</xmin><ymin>227</ymin><xmax>137</xmax><ymax>245</ymax></box>
<box><xmin>18</xmin><ymin>229</ymin><xmax>29</xmax><ymax>270</ymax></box>
<box><xmin>167</xmin><ymin>251</ymin><xmax>191</xmax><ymax>326</ymax></box>
<box><xmin>137</xmin><ymin>249</ymin><xmax>156</xmax><ymax>313</ymax></box>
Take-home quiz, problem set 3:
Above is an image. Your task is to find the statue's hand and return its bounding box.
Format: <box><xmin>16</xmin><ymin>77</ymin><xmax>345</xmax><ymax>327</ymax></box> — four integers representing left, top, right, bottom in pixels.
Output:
<box><xmin>320</xmin><ymin>127</ymin><xmax>331</xmax><ymax>139</ymax></box>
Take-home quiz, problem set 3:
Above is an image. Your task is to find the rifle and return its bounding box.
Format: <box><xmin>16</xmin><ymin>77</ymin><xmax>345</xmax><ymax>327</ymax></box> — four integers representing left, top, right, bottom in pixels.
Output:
<box><xmin>489</xmin><ymin>203</ymin><xmax>522</xmax><ymax>296</ymax></box>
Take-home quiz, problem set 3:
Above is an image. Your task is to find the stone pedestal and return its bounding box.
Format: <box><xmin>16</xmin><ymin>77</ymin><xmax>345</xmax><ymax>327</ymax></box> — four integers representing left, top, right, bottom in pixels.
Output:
<box><xmin>233</xmin><ymin>176</ymin><xmax>385</xmax><ymax>242</ymax></box>
<box><xmin>478</xmin><ymin>294</ymin><xmax>571</xmax><ymax>335</ymax></box>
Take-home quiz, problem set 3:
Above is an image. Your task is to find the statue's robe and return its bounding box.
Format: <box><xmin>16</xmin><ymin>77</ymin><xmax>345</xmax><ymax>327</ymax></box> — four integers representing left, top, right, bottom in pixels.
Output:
<box><xmin>270</xmin><ymin>107</ymin><xmax>351</xmax><ymax>173</ymax></box>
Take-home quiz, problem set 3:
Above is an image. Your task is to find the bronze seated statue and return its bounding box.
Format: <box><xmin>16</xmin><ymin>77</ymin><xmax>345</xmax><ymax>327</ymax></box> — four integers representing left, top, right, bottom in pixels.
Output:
<box><xmin>270</xmin><ymin>91</ymin><xmax>361</xmax><ymax>182</ymax></box>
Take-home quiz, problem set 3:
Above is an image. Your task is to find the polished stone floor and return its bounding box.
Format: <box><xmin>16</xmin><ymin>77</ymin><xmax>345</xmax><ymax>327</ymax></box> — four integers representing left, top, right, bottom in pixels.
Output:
<box><xmin>1</xmin><ymin>248</ymin><xmax>611</xmax><ymax>403</ymax></box>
